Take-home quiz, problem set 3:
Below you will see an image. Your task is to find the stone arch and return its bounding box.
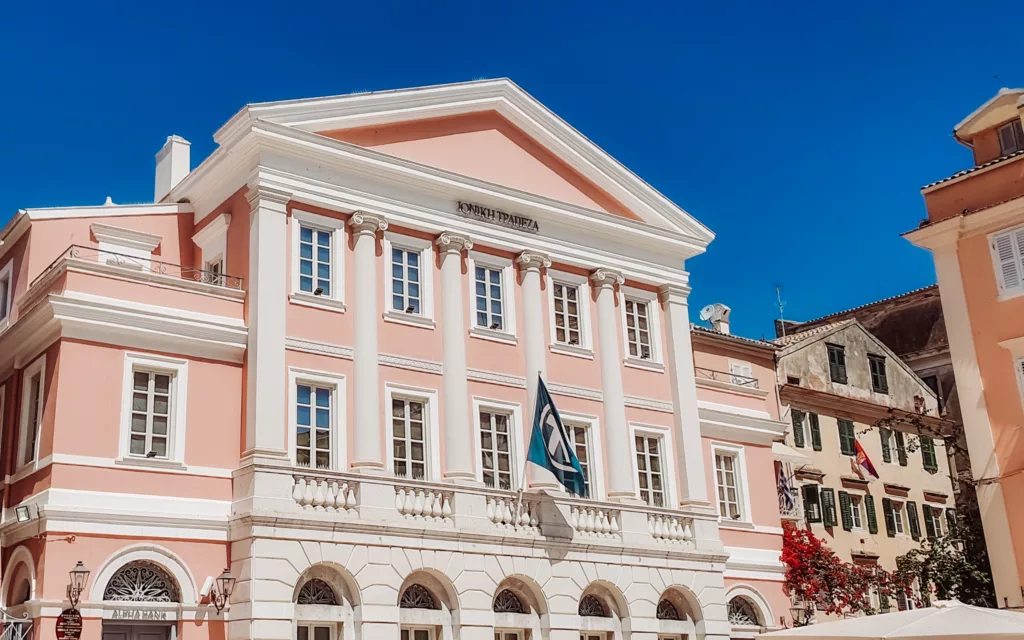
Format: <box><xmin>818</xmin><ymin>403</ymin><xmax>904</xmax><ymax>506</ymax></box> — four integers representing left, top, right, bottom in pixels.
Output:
<box><xmin>2</xmin><ymin>546</ymin><xmax>35</xmax><ymax>607</ymax></box>
<box><xmin>89</xmin><ymin>543</ymin><xmax>198</xmax><ymax>604</ymax></box>
<box><xmin>293</xmin><ymin>563</ymin><xmax>361</xmax><ymax>607</ymax></box>
<box><xmin>293</xmin><ymin>564</ymin><xmax>361</xmax><ymax>640</ymax></box>
<box><xmin>492</xmin><ymin>575</ymin><xmax>547</xmax><ymax>640</ymax></box>
<box><xmin>725</xmin><ymin>585</ymin><xmax>772</xmax><ymax>629</ymax></box>
<box><xmin>398</xmin><ymin>569</ymin><xmax>460</xmax><ymax>640</ymax></box>
<box><xmin>657</xmin><ymin>586</ymin><xmax>702</xmax><ymax>622</ymax></box>
<box><xmin>655</xmin><ymin>586</ymin><xmax>702</xmax><ymax>640</ymax></box>
<box><xmin>493</xmin><ymin>575</ymin><xmax>547</xmax><ymax>615</ymax></box>
<box><xmin>580</xmin><ymin>580</ymin><xmax>629</xmax><ymax>619</ymax></box>
<box><xmin>579</xmin><ymin>581</ymin><xmax>630</xmax><ymax>640</ymax></box>
<box><xmin>398</xmin><ymin>569</ymin><xmax>459</xmax><ymax>612</ymax></box>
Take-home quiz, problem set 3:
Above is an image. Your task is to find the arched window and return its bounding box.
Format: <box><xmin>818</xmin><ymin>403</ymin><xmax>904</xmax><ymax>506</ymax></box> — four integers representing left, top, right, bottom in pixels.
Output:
<box><xmin>493</xmin><ymin>589</ymin><xmax>525</xmax><ymax>613</ymax></box>
<box><xmin>656</xmin><ymin>599</ymin><xmax>680</xmax><ymax>620</ymax></box>
<box><xmin>399</xmin><ymin>584</ymin><xmax>438</xmax><ymax>610</ymax></box>
<box><xmin>728</xmin><ymin>597</ymin><xmax>759</xmax><ymax>626</ymax></box>
<box><xmin>578</xmin><ymin>594</ymin><xmax>609</xmax><ymax>617</ymax></box>
<box><xmin>297</xmin><ymin>578</ymin><xmax>338</xmax><ymax>605</ymax></box>
<box><xmin>103</xmin><ymin>561</ymin><xmax>180</xmax><ymax>602</ymax></box>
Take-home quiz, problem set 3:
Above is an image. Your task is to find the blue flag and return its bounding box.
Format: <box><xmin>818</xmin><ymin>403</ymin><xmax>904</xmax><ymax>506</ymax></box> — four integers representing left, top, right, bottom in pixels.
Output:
<box><xmin>527</xmin><ymin>377</ymin><xmax>588</xmax><ymax>498</ymax></box>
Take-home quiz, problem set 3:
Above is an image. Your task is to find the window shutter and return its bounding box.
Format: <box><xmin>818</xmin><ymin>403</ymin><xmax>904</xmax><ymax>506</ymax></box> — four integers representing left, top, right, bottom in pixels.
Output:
<box><xmin>883</xmin><ymin>498</ymin><xmax>896</xmax><ymax>537</ymax></box>
<box><xmin>821</xmin><ymin>488</ymin><xmax>838</xmax><ymax>527</ymax></box>
<box><xmin>865</xmin><ymin>494</ymin><xmax>879</xmax><ymax>534</ymax></box>
<box><xmin>809</xmin><ymin>413</ymin><xmax>822</xmax><ymax>451</ymax></box>
<box><xmin>895</xmin><ymin>431</ymin><xmax>908</xmax><ymax>466</ymax></box>
<box><xmin>993</xmin><ymin>230</ymin><xmax>1022</xmax><ymax>294</ymax></box>
<box><xmin>791</xmin><ymin>409</ymin><xmax>805</xmax><ymax>448</ymax></box>
<box><xmin>803</xmin><ymin>485</ymin><xmax>821</xmax><ymax>523</ymax></box>
<box><xmin>921</xmin><ymin>436</ymin><xmax>938</xmax><ymax>472</ymax></box>
<box><xmin>923</xmin><ymin>506</ymin><xmax>937</xmax><ymax>539</ymax></box>
<box><xmin>1000</xmin><ymin>123</ymin><xmax>1019</xmax><ymax>155</ymax></box>
<box><xmin>946</xmin><ymin>509</ymin><xmax>958</xmax><ymax>535</ymax></box>
<box><xmin>839</xmin><ymin>491</ymin><xmax>853</xmax><ymax>531</ymax></box>
<box><xmin>880</xmin><ymin>429</ymin><xmax>892</xmax><ymax>463</ymax></box>
<box><xmin>907</xmin><ymin>501</ymin><xmax>921</xmax><ymax>540</ymax></box>
<box><xmin>838</xmin><ymin>420</ymin><xmax>856</xmax><ymax>456</ymax></box>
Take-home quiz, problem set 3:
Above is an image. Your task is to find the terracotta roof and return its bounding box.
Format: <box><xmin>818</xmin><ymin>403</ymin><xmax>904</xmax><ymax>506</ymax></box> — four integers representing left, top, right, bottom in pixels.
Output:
<box><xmin>690</xmin><ymin>324</ymin><xmax>777</xmax><ymax>350</ymax></box>
<box><xmin>771</xmin><ymin>320</ymin><xmax>853</xmax><ymax>347</ymax></box>
<box><xmin>922</xmin><ymin>149</ymin><xmax>1024</xmax><ymax>190</ymax></box>
<box><xmin>794</xmin><ymin>285</ymin><xmax>938</xmax><ymax>327</ymax></box>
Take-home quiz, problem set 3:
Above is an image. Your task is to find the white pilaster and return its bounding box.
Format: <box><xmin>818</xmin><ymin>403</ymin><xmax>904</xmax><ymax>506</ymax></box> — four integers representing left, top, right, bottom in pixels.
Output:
<box><xmin>245</xmin><ymin>185</ymin><xmax>291</xmax><ymax>459</ymax></box>
<box><xmin>590</xmin><ymin>268</ymin><xmax>634</xmax><ymax>501</ymax></box>
<box><xmin>349</xmin><ymin>211</ymin><xmax>388</xmax><ymax>472</ymax></box>
<box><xmin>659</xmin><ymin>284</ymin><xmax>710</xmax><ymax>506</ymax></box>
<box><xmin>436</xmin><ymin>231</ymin><xmax>476</xmax><ymax>482</ymax></box>
<box><xmin>517</xmin><ymin>251</ymin><xmax>554</xmax><ymax>490</ymax></box>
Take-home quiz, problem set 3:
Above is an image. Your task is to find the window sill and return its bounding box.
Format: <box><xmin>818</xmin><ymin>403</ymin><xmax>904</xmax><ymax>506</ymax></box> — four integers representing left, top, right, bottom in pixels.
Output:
<box><xmin>624</xmin><ymin>357</ymin><xmax>664</xmax><ymax>372</ymax></box>
<box><xmin>289</xmin><ymin>292</ymin><xmax>346</xmax><ymax>313</ymax></box>
<box><xmin>7</xmin><ymin>458</ymin><xmax>47</xmax><ymax>484</ymax></box>
<box><xmin>383</xmin><ymin>310</ymin><xmax>435</xmax><ymax>330</ymax></box>
<box><xmin>719</xmin><ymin>518</ymin><xmax>754</xmax><ymax>530</ymax></box>
<box><xmin>997</xmin><ymin>289</ymin><xmax>1024</xmax><ymax>302</ymax></box>
<box><xmin>115</xmin><ymin>456</ymin><xmax>186</xmax><ymax>471</ymax></box>
<box><xmin>470</xmin><ymin>327</ymin><xmax>517</xmax><ymax>345</ymax></box>
<box><xmin>549</xmin><ymin>343</ymin><xmax>593</xmax><ymax>360</ymax></box>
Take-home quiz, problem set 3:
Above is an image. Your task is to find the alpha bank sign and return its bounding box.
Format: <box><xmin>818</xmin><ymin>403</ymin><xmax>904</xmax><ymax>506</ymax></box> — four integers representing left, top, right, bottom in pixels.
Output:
<box><xmin>456</xmin><ymin>201</ymin><xmax>539</xmax><ymax>234</ymax></box>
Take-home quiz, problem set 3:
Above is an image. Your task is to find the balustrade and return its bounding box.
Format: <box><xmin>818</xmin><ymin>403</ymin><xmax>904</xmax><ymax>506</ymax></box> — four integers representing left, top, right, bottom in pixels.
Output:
<box><xmin>486</xmin><ymin>495</ymin><xmax>540</xmax><ymax>532</ymax></box>
<box><xmin>570</xmin><ymin>504</ymin><xmax>621</xmax><ymax>538</ymax></box>
<box><xmin>395</xmin><ymin>485</ymin><xmax>453</xmax><ymax>522</ymax></box>
<box><xmin>647</xmin><ymin>513</ymin><xmax>694</xmax><ymax>543</ymax></box>
<box><xmin>292</xmin><ymin>475</ymin><xmax>358</xmax><ymax>513</ymax></box>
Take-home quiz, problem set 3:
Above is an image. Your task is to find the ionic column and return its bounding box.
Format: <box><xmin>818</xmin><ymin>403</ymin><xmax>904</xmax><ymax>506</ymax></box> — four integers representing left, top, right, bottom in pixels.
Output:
<box><xmin>436</xmin><ymin>231</ymin><xmax>475</xmax><ymax>482</ymax></box>
<box><xmin>516</xmin><ymin>251</ymin><xmax>554</xmax><ymax>490</ymax></box>
<box><xmin>659</xmin><ymin>284</ymin><xmax>710</xmax><ymax>505</ymax></box>
<box><xmin>590</xmin><ymin>268</ymin><xmax>634</xmax><ymax>500</ymax></box>
<box><xmin>244</xmin><ymin>185</ymin><xmax>291</xmax><ymax>458</ymax></box>
<box><xmin>349</xmin><ymin>212</ymin><xmax>388</xmax><ymax>472</ymax></box>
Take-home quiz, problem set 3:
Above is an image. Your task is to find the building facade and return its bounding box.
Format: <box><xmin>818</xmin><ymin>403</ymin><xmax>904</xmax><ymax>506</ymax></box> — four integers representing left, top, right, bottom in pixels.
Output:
<box><xmin>905</xmin><ymin>87</ymin><xmax>1024</xmax><ymax>608</ymax></box>
<box><xmin>0</xmin><ymin>80</ymin><xmax>789</xmax><ymax>640</ymax></box>
<box><xmin>772</xmin><ymin>319</ymin><xmax>956</xmax><ymax>611</ymax></box>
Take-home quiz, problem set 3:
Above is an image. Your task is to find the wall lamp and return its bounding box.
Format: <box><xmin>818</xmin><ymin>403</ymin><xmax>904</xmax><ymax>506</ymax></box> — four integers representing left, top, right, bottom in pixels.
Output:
<box><xmin>211</xmin><ymin>568</ymin><xmax>236</xmax><ymax>613</ymax></box>
<box><xmin>67</xmin><ymin>561</ymin><xmax>90</xmax><ymax>608</ymax></box>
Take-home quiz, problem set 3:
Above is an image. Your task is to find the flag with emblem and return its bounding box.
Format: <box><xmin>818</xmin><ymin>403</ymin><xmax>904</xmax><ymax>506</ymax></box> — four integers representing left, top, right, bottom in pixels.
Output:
<box><xmin>855</xmin><ymin>439</ymin><xmax>880</xmax><ymax>479</ymax></box>
<box><xmin>526</xmin><ymin>376</ymin><xmax>588</xmax><ymax>497</ymax></box>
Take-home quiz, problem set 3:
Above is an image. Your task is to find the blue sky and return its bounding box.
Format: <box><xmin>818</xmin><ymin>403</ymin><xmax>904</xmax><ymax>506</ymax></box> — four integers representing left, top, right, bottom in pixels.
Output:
<box><xmin>2</xmin><ymin>1</ymin><xmax>1020</xmax><ymax>339</ymax></box>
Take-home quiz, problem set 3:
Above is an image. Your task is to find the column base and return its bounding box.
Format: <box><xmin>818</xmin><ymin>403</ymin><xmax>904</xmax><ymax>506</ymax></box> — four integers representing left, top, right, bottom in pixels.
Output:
<box><xmin>350</xmin><ymin>461</ymin><xmax>388</xmax><ymax>475</ymax></box>
<box><xmin>606</xmin><ymin>491</ymin><xmax>644</xmax><ymax>505</ymax></box>
<box><xmin>443</xmin><ymin>472</ymin><xmax>482</xmax><ymax>486</ymax></box>
<box><xmin>678</xmin><ymin>498</ymin><xmax>717</xmax><ymax>515</ymax></box>
<box><xmin>239</xmin><ymin>448</ymin><xmax>291</xmax><ymax>467</ymax></box>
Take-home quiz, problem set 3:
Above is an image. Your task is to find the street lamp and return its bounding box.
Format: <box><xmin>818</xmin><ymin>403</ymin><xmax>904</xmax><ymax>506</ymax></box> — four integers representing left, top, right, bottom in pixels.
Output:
<box><xmin>67</xmin><ymin>561</ymin><xmax>90</xmax><ymax>608</ymax></box>
<box><xmin>788</xmin><ymin>600</ymin><xmax>815</xmax><ymax>627</ymax></box>
<box><xmin>211</xmin><ymin>568</ymin><xmax>236</xmax><ymax>613</ymax></box>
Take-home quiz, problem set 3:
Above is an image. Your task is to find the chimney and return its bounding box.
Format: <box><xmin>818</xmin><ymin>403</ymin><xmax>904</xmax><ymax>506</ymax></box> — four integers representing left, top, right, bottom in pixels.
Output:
<box><xmin>154</xmin><ymin>135</ymin><xmax>191</xmax><ymax>202</ymax></box>
<box><xmin>700</xmin><ymin>302</ymin><xmax>732</xmax><ymax>335</ymax></box>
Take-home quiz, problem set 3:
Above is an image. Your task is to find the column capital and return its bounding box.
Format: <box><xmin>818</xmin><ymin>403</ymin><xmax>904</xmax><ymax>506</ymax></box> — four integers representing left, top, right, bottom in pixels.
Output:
<box><xmin>658</xmin><ymin>283</ymin><xmax>692</xmax><ymax>303</ymax></box>
<box><xmin>435</xmin><ymin>231</ymin><xmax>474</xmax><ymax>254</ymax></box>
<box><xmin>348</xmin><ymin>211</ymin><xmax>389</xmax><ymax>235</ymax></box>
<box><xmin>245</xmin><ymin>185</ymin><xmax>291</xmax><ymax>211</ymax></box>
<box><xmin>589</xmin><ymin>268</ymin><xmax>625</xmax><ymax>288</ymax></box>
<box><xmin>515</xmin><ymin>251</ymin><xmax>551</xmax><ymax>271</ymax></box>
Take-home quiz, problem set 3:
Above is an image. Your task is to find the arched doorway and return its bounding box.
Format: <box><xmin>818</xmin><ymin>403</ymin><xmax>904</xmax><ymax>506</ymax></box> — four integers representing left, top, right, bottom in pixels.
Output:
<box><xmin>726</xmin><ymin>592</ymin><xmax>768</xmax><ymax>640</ymax></box>
<box><xmin>578</xmin><ymin>583</ymin><xmax>628</xmax><ymax>640</ymax></box>
<box><xmin>100</xmin><ymin>561</ymin><xmax>182</xmax><ymax>640</ymax></box>
<box><xmin>293</xmin><ymin>565</ymin><xmax>359</xmax><ymax>640</ymax></box>
<box><xmin>492</xmin><ymin>576</ymin><xmax>546</xmax><ymax>640</ymax></box>
<box><xmin>398</xmin><ymin>571</ymin><xmax>457</xmax><ymax>640</ymax></box>
<box><xmin>654</xmin><ymin>587</ymin><xmax>701</xmax><ymax>640</ymax></box>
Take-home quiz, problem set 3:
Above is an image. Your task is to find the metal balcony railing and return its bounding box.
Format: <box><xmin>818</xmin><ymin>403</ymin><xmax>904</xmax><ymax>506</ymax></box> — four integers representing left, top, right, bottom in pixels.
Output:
<box><xmin>694</xmin><ymin>366</ymin><xmax>759</xmax><ymax>389</ymax></box>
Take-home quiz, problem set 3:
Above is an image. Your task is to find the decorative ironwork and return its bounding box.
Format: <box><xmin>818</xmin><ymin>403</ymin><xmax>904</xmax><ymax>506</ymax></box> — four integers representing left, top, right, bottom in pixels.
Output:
<box><xmin>656</xmin><ymin>599</ymin><xmax>680</xmax><ymax>620</ymax></box>
<box><xmin>694</xmin><ymin>366</ymin><xmax>759</xmax><ymax>389</ymax></box>
<box><xmin>578</xmin><ymin>594</ymin><xmax>609</xmax><ymax>617</ymax></box>
<box><xmin>102</xmin><ymin>561</ymin><xmax>180</xmax><ymax>602</ymax></box>
<box><xmin>297</xmin><ymin>579</ymin><xmax>337</xmax><ymax>605</ymax></box>
<box><xmin>34</xmin><ymin>245</ymin><xmax>244</xmax><ymax>290</ymax></box>
<box><xmin>0</xmin><ymin>608</ymin><xmax>31</xmax><ymax>640</ymax></box>
<box><xmin>728</xmin><ymin>597</ymin><xmax>759</xmax><ymax>626</ymax></box>
<box><xmin>493</xmin><ymin>589</ymin><xmax>525</xmax><ymax>613</ymax></box>
<box><xmin>399</xmin><ymin>584</ymin><xmax>438</xmax><ymax>610</ymax></box>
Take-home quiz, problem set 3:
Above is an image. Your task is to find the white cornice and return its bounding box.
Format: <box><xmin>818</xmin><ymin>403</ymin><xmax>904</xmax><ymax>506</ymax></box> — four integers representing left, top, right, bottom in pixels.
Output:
<box><xmin>23</xmin><ymin>202</ymin><xmax>192</xmax><ymax>220</ymax></box>
<box><xmin>906</xmin><ymin>195</ymin><xmax>1024</xmax><ymax>251</ymax></box>
<box><xmin>90</xmin><ymin>222</ymin><xmax>163</xmax><ymax>251</ymax></box>
<box><xmin>699</xmin><ymin>401</ymin><xmax>788</xmax><ymax>445</ymax></box>
<box><xmin>191</xmin><ymin>212</ymin><xmax>232</xmax><ymax>248</ymax></box>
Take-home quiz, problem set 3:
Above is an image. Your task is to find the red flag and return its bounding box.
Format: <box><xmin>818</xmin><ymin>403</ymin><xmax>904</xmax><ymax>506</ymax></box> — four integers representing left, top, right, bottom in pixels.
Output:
<box><xmin>855</xmin><ymin>440</ymin><xmax>880</xmax><ymax>479</ymax></box>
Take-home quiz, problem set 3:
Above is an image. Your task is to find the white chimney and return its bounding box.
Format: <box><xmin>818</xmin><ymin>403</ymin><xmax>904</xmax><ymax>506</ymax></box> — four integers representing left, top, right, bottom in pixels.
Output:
<box><xmin>699</xmin><ymin>303</ymin><xmax>732</xmax><ymax>335</ymax></box>
<box><xmin>154</xmin><ymin>135</ymin><xmax>191</xmax><ymax>202</ymax></box>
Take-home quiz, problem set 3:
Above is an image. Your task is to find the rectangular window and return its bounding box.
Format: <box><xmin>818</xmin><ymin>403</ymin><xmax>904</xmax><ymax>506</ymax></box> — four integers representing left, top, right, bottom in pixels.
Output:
<box><xmin>868</xmin><ymin>354</ymin><xmax>889</xmax><ymax>394</ymax></box>
<box><xmin>0</xmin><ymin>260</ymin><xmax>12</xmax><ymax>326</ymax></box>
<box><xmin>880</xmin><ymin>428</ymin><xmax>893</xmax><ymax>463</ymax></box>
<box><xmin>204</xmin><ymin>257</ymin><xmax>225</xmax><ymax>286</ymax></box>
<box><xmin>298</xmin><ymin>225</ymin><xmax>332</xmax><ymax>296</ymax></box>
<box><xmin>821</xmin><ymin>487</ymin><xmax>838</xmax><ymax>527</ymax></box>
<box><xmin>808</xmin><ymin>413</ymin><xmax>822</xmax><ymax>451</ymax></box>
<box><xmin>296</xmin><ymin>383</ymin><xmax>332</xmax><ymax>469</ymax></box>
<box><xmin>19</xmin><ymin>363</ymin><xmax>44</xmax><ymax>467</ymax></box>
<box><xmin>391</xmin><ymin>398</ymin><xmax>427</xmax><ymax>479</ymax></box>
<box><xmin>920</xmin><ymin>436</ymin><xmax>939</xmax><ymax>472</ymax></box>
<box><xmin>802</xmin><ymin>484</ymin><xmax>822</xmax><ymax>523</ymax></box>
<box><xmin>552</xmin><ymin>282</ymin><xmax>582</xmax><ymax>346</ymax></box>
<box><xmin>569</xmin><ymin>423</ymin><xmax>592</xmax><ymax>498</ymax></box>
<box><xmin>297</xmin><ymin>625</ymin><xmax>333</xmax><ymax>640</ymax></box>
<box><xmin>474</xmin><ymin>266</ymin><xmax>505</xmax><ymax>331</ymax></box>
<box><xmin>635</xmin><ymin>435</ymin><xmax>665</xmax><ymax>507</ymax></box>
<box><xmin>827</xmin><ymin>344</ymin><xmax>847</xmax><ymax>384</ymax></box>
<box><xmin>850</xmin><ymin>494</ymin><xmax>864</xmax><ymax>529</ymax></box>
<box><xmin>729</xmin><ymin>361</ymin><xmax>755</xmax><ymax>386</ymax></box>
<box><xmin>999</xmin><ymin>119</ymin><xmax>1024</xmax><ymax>155</ymax></box>
<box><xmin>128</xmin><ymin>370</ymin><xmax>173</xmax><ymax>459</ymax></box>
<box><xmin>990</xmin><ymin>226</ymin><xmax>1024</xmax><ymax>297</ymax></box>
<box><xmin>791</xmin><ymin>409</ymin><xmax>805</xmax><ymax>448</ymax></box>
<box><xmin>479</xmin><ymin>410</ymin><xmax>512</xmax><ymax>489</ymax></box>
<box><xmin>921</xmin><ymin>375</ymin><xmax>942</xmax><ymax>412</ymax></box>
<box><xmin>390</xmin><ymin>247</ymin><xmax>422</xmax><ymax>315</ymax></box>
<box><xmin>714</xmin><ymin>451</ymin><xmax>742</xmax><ymax>520</ymax></box>
<box><xmin>624</xmin><ymin>299</ymin><xmax>652</xmax><ymax>359</ymax></box>
<box><xmin>838</xmin><ymin>419</ymin><xmax>857</xmax><ymax>456</ymax></box>
<box><xmin>892</xmin><ymin>501</ymin><xmax>906</xmax><ymax>535</ymax></box>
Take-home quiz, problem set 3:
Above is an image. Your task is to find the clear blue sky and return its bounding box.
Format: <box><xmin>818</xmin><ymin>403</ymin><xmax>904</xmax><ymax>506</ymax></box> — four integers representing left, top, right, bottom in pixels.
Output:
<box><xmin>2</xmin><ymin>1</ymin><xmax>1020</xmax><ymax>339</ymax></box>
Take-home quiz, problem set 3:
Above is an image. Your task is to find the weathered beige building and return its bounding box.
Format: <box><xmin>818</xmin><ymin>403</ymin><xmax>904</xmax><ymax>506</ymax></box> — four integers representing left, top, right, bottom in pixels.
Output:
<box><xmin>773</xmin><ymin>319</ymin><xmax>956</xmax><ymax>612</ymax></box>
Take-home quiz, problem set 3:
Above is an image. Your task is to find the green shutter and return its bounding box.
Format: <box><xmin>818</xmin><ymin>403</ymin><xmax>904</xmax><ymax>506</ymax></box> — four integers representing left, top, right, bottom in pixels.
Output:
<box><xmin>809</xmin><ymin>413</ymin><xmax>822</xmax><ymax>451</ymax></box>
<box><xmin>839</xmin><ymin>491</ymin><xmax>853</xmax><ymax>531</ymax></box>
<box><xmin>883</xmin><ymin>498</ymin><xmax>896</xmax><ymax>537</ymax></box>
<box><xmin>838</xmin><ymin>420</ymin><xmax>856</xmax><ymax>456</ymax></box>
<box><xmin>907</xmin><ymin>501</ymin><xmax>921</xmax><ymax>540</ymax></box>
<box><xmin>879</xmin><ymin>590</ymin><xmax>890</xmax><ymax>613</ymax></box>
<box><xmin>921</xmin><ymin>437</ymin><xmax>938</xmax><ymax>472</ymax></box>
<box><xmin>803</xmin><ymin>485</ymin><xmax>821</xmax><ymax>523</ymax></box>
<box><xmin>821</xmin><ymin>488</ymin><xmax>838</xmax><ymax>527</ymax></box>
<box><xmin>791</xmin><ymin>409</ymin><xmax>805</xmax><ymax>448</ymax></box>
<box><xmin>865</xmin><ymin>494</ymin><xmax>878</xmax><ymax>534</ymax></box>
<box><xmin>946</xmin><ymin>509</ymin><xmax>958</xmax><ymax>535</ymax></box>
<box><xmin>880</xmin><ymin>428</ymin><xmax>892</xmax><ymax>463</ymax></box>
<box><xmin>895</xmin><ymin>431</ymin><xmax>908</xmax><ymax>466</ymax></box>
<box><xmin>923</xmin><ymin>506</ymin><xmax>937</xmax><ymax>539</ymax></box>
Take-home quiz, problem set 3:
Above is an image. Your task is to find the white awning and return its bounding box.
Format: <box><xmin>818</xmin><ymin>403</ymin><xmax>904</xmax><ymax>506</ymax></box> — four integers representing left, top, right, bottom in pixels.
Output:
<box><xmin>772</xmin><ymin>442</ymin><xmax>811</xmax><ymax>465</ymax></box>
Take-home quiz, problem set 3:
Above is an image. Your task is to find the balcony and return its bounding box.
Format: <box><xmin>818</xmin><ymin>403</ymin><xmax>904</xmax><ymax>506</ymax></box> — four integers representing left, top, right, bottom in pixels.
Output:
<box><xmin>694</xmin><ymin>366</ymin><xmax>759</xmax><ymax>389</ymax></box>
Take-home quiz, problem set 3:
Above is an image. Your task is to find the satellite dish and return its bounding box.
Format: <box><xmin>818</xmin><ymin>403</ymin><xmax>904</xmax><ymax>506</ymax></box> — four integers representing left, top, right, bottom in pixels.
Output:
<box><xmin>699</xmin><ymin>305</ymin><xmax>716</xmax><ymax>322</ymax></box>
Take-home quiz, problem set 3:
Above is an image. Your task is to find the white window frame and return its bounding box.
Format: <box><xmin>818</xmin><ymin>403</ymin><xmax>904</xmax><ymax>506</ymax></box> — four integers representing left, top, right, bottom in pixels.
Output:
<box><xmin>472</xmin><ymin>397</ymin><xmax>524</xmax><ymax>488</ymax></box>
<box><xmin>296</xmin><ymin>622</ymin><xmax>337</xmax><ymax>640</ymax></box>
<box><xmin>191</xmin><ymin>212</ymin><xmax>231</xmax><ymax>286</ymax></box>
<box><xmin>288</xmin><ymin>368</ymin><xmax>347</xmax><ymax>470</ymax></box>
<box><xmin>711</xmin><ymin>441</ymin><xmax>752</xmax><ymax>523</ymax></box>
<box><xmin>17</xmin><ymin>356</ymin><xmax>46</xmax><ymax>471</ymax></box>
<box><xmin>881</xmin><ymin>427</ymin><xmax>898</xmax><ymax>465</ymax></box>
<box><xmin>385</xmin><ymin>383</ymin><xmax>441</xmax><ymax>481</ymax></box>
<box><xmin>559</xmin><ymin>411</ymin><xmax>606</xmax><ymax>501</ymax></box>
<box><xmin>728</xmin><ymin>360</ymin><xmax>755</xmax><ymax>386</ymax></box>
<box><xmin>629</xmin><ymin>423</ymin><xmax>679</xmax><ymax>508</ymax></box>
<box><xmin>619</xmin><ymin>285</ymin><xmax>663</xmax><ymax>370</ymax></box>
<box><xmin>382</xmin><ymin>232</ymin><xmax>435</xmax><ymax>329</ymax></box>
<box><xmin>400</xmin><ymin>627</ymin><xmax>435</xmax><ymax>640</ymax></box>
<box><xmin>547</xmin><ymin>269</ymin><xmax>593</xmax><ymax>358</ymax></box>
<box><xmin>0</xmin><ymin>384</ymin><xmax>6</xmax><ymax>467</ymax></box>
<box><xmin>116</xmin><ymin>353</ymin><xmax>188</xmax><ymax>467</ymax></box>
<box><xmin>850</xmin><ymin>493</ymin><xmax>865</xmax><ymax>530</ymax></box>
<box><xmin>291</xmin><ymin>210</ymin><xmax>346</xmax><ymax>312</ymax></box>
<box><xmin>0</xmin><ymin>259</ymin><xmax>13</xmax><ymax>334</ymax></box>
<box><xmin>998</xmin><ymin>119</ymin><xmax>1024</xmax><ymax>156</ymax></box>
<box><xmin>467</xmin><ymin>252</ymin><xmax>517</xmax><ymax>344</ymax></box>
<box><xmin>989</xmin><ymin>224</ymin><xmax>1024</xmax><ymax>300</ymax></box>
<box><xmin>892</xmin><ymin>499</ymin><xmax>906</xmax><ymax>536</ymax></box>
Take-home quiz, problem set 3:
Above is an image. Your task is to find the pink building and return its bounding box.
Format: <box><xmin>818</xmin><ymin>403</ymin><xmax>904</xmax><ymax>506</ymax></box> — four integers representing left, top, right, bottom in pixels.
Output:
<box><xmin>0</xmin><ymin>80</ymin><xmax>788</xmax><ymax>640</ymax></box>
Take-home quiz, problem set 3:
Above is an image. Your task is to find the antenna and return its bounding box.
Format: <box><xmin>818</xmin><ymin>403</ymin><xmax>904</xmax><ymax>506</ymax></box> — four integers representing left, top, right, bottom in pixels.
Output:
<box><xmin>776</xmin><ymin>285</ymin><xmax>787</xmax><ymax>337</ymax></box>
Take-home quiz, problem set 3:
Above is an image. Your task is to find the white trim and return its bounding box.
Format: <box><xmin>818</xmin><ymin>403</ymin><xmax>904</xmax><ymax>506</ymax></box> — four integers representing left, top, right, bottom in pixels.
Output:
<box><xmin>89</xmin><ymin>543</ymin><xmax>200</xmax><ymax>604</ymax></box>
<box><xmin>546</xmin><ymin>269</ymin><xmax>593</xmax><ymax>354</ymax></box>
<box><xmin>710</xmin><ymin>441</ymin><xmax>753</xmax><ymax>525</ymax></box>
<box><xmin>23</xmin><ymin>202</ymin><xmax>191</xmax><ymax>220</ymax></box>
<box><xmin>628</xmin><ymin>422</ymin><xmax>678</xmax><ymax>507</ymax></box>
<box><xmin>0</xmin><ymin>385</ymin><xmax>5</xmax><ymax>478</ymax></box>
<box><xmin>192</xmin><ymin>212</ymin><xmax>231</xmax><ymax>276</ymax></box>
<box><xmin>619</xmin><ymin>285</ymin><xmax>663</xmax><ymax>366</ymax></box>
<box><xmin>385</xmin><ymin>383</ymin><xmax>441</xmax><ymax>482</ymax></box>
<box><xmin>467</xmin><ymin>251</ymin><xmax>517</xmax><ymax>340</ymax></box>
<box><xmin>383</xmin><ymin>231</ymin><xmax>435</xmax><ymax>325</ymax></box>
<box><xmin>1</xmin><ymin>545</ymin><xmax>35</xmax><ymax>606</ymax></box>
<box><xmin>17</xmin><ymin>355</ymin><xmax>45</xmax><ymax>472</ymax></box>
<box><xmin>558</xmin><ymin>411</ymin><xmax>606</xmax><ymax>501</ymax></box>
<box><xmin>292</xmin><ymin>209</ymin><xmax>346</xmax><ymax>306</ymax></box>
<box><xmin>724</xmin><ymin>584</ymin><xmax>776</xmax><ymax>628</ymax></box>
<box><xmin>117</xmin><ymin>352</ymin><xmax>189</xmax><ymax>466</ymax></box>
<box><xmin>0</xmin><ymin>259</ymin><xmax>13</xmax><ymax>335</ymax></box>
<box><xmin>987</xmin><ymin>224</ymin><xmax>1024</xmax><ymax>300</ymax></box>
<box><xmin>91</xmin><ymin>222</ymin><xmax>162</xmax><ymax>253</ymax></box>
<box><xmin>471</xmin><ymin>396</ymin><xmax>524</xmax><ymax>488</ymax></box>
<box><xmin>288</xmin><ymin>368</ymin><xmax>348</xmax><ymax>471</ymax></box>
<box><xmin>698</xmin><ymin>400</ymin><xmax>788</xmax><ymax>445</ymax></box>
<box><xmin>51</xmin><ymin>453</ymin><xmax>232</xmax><ymax>478</ymax></box>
